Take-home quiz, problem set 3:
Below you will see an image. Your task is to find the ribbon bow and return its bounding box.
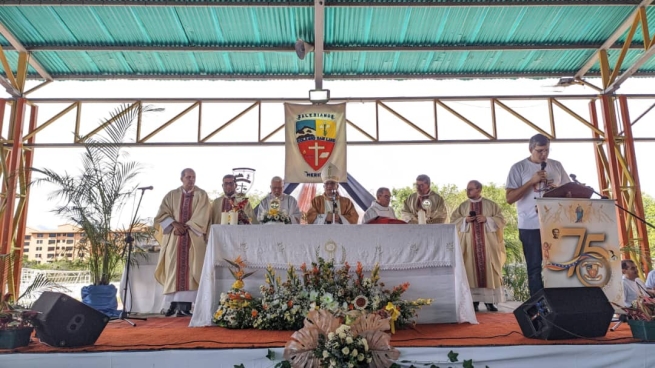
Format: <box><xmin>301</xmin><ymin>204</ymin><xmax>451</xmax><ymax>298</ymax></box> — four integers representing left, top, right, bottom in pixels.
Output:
<box><xmin>385</xmin><ymin>302</ymin><xmax>400</xmax><ymax>334</ymax></box>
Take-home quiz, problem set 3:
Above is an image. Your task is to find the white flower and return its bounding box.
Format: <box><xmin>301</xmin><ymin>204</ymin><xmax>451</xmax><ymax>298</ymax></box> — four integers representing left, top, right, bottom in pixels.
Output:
<box><xmin>348</xmin><ymin>364</ymin><xmax>354</xmax><ymax>368</ymax></box>
<box><xmin>357</xmin><ymin>354</ymin><xmax>365</xmax><ymax>361</ymax></box>
<box><xmin>342</xmin><ymin>347</ymin><xmax>350</xmax><ymax>355</ymax></box>
<box><xmin>339</xmin><ymin>332</ymin><xmax>347</xmax><ymax>339</ymax></box>
<box><xmin>346</xmin><ymin>337</ymin><xmax>353</xmax><ymax>344</ymax></box>
<box><xmin>321</xmin><ymin>293</ymin><xmax>334</xmax><ymax>304</ymax></box>
<box><xmin>362</xmin><ymin>338</ymin><xmax>369</xmax><ymax>351</ymax></box>
<box><xmin>323</xmin><ymin>350</ymin><xmax>329</xmax><ymax>358</ymax></box>
<box><xmin>367</xmin><ymin>357</ymin><xmax>372</xmax><ymax>363</ymax></box>
<box><xmin>309</xmin><ymin>290</ymin><xmax>319</xmax><ymax>300</ymax></box>
<box><xmin>351</xmin><ymin>348</ymin><xmax>358</xmax><ymax>357</ymax></box>
<box><xmin>328</xmin><ymin>332</ymin><xmax>335</xmax><ymax>340</ymax></box>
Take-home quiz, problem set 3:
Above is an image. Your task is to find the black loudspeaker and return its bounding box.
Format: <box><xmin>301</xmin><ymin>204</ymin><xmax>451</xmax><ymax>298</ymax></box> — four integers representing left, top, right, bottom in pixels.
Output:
<box><xmin>513</xmin><ymin>287</ymin><xmax>614</xmax><ymax>340</ymax></box>
<box><xmin>31</xmin><ymin>291</ymin><xmax>110</xmax><ymax>347</ymax></box>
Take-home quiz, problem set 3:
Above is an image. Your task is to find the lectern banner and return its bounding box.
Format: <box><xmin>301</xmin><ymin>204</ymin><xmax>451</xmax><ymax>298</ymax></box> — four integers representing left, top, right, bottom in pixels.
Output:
<box><xmin>284</xmin><ymin>103</ymin><xmax>347</xmax><ymax>183</ymax></box>
<box><xmin>536</xmin><ymin>198</ymin><xmax>623</xmax><ymax>310</ymax></box>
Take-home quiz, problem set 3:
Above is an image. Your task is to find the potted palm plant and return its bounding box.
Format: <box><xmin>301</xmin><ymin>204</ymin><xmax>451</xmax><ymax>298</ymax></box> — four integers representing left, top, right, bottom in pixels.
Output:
<box><xmin>33</xmin><ymin>104</ymin><xmax>160</xmax><ymax>317</ymax></box>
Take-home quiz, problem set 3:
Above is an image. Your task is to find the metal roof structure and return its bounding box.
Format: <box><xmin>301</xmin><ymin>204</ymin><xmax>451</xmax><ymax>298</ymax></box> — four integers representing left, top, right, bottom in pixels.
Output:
<box><xmin>0</xmin><ymin>0</ymin><xmax>654</xmax><ymax>91</ymax></box>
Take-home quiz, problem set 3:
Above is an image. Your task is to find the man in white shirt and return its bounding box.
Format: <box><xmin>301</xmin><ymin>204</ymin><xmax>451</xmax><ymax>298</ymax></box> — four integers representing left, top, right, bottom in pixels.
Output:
<box><xmin>506</xmin><ymin>134</ymin><xmax>570</xmax><ymax>297</ymax></box>
<box><xmin>623</xmin><ymin>259</ymin><xmax>648</xmax><ymax>307</ymax></box>
<box><xmin>362</xmin><ymin>187</ymin><xmax>397</xmax><ymax>224</ymax></box>
<box><xmin>257</xmin><ymin>176</ymin><xmax>302</xmax><ymax>224</ymax></box>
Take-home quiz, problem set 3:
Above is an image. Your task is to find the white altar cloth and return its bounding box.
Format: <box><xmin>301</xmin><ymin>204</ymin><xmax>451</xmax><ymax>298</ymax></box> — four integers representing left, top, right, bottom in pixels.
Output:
<box><xmin>119</xmin><ymin>252</ymin><xmax>165</xmax><ymax>314</ymax></box>
<box><xmin>190</xmin><ymin>224</ymin><xmax>477</xmax><ymax>327</ymax></box>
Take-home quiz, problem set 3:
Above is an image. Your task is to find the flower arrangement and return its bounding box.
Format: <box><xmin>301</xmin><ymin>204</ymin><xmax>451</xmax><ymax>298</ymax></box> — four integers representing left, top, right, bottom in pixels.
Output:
<box><xmin>212</xmin><ymin>257</ymin><xmax>259</xmax><ymax>328</ymax></box>
<box><xmin>261</xmin><ymin>209</ymin><xmax>292</xmax><ymax>224</ymax></box>
<box><xmin>216</xmin><ymin>257</ymin><xmax>432</xmax><ymax>331</ymax></box>
<box><xmin>283</xmin><ymin>309</ymin><xmax>399</xmax><ymax>368</ymax></box>
<box><xmin>614</xmin><ymin>292</ymin><xmax>655</xmax><ymax>321</ymax></box>
<box><xmin>230</xmin><ymin>195</ymin><xmax>252</xmax><ymax>225</ymax></box>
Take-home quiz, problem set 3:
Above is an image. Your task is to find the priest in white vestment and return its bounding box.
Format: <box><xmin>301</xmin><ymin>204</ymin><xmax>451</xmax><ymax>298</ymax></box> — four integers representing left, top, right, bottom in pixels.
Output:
<box><xmin>257</xmin><ymin>176</ymin><xmax>301</xmax><ymax>224</ymax></box>
<box><xmin>154</xmin><ymin>168</ymin><xmax>210</xmax><ymax>317</ymax></box>
<box><xmin>401</xmin><ymin>174</ymin><xmax>448</xmax><ymax>224</ymax></box>
<box><xmin>450</xmin><ymin>180</ymin><xmax>506</xmax><ymax>312</ymax></box>
<box><xmin>362</xmin><ymin>187</ymin><xmax>398</xmax><ymax>224</ymax></box>
<box><xmin>209</xmin><ymin>174</ymin><xmax>258</xmax><ymax>225</ymax></box>
<box><xmin>307</xmin><ymin>164</ymin><xmax>359</xmax><ymax>225</ymax></box>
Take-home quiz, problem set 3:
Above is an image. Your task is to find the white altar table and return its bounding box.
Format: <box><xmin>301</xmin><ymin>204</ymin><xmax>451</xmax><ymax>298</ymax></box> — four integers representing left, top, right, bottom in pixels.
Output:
<box><xmin>190</xmin><ymin>224</ymin><xmax>477</xmax><ymax>327</ymax></box>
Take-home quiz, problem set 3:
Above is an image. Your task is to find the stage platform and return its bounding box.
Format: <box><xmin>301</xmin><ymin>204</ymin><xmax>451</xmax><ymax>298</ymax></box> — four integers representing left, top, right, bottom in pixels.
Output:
<box><xmin>1</xmin><ymin>313</ymin><xmax>652</xmax><ymax>368</ymax></box>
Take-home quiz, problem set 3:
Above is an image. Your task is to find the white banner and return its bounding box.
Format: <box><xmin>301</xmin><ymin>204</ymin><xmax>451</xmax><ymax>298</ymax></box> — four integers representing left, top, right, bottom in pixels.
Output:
<box><xmin>284</xmin><ymin>103</ymin><xmax>347</xmax><ymax>183</ymax></box>
<box><xmin>536</xmin><ymin>198</ymin><xmax>623</xmax><ymax>311</ymax></box>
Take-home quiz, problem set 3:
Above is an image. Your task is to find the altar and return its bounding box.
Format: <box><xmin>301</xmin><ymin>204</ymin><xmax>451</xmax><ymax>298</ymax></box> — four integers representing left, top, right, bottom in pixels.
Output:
<box><xmin>190</xmin><ymin>224</ymin><xmax>477</xmax><ymax>327</ymax></box>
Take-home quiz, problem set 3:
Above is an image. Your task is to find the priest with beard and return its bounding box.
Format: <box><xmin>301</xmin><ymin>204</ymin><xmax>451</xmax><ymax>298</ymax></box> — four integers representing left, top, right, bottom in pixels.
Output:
<box><xmin>450</xmin><ymin>180</ymin><xmax>506</xmax><ymax>312</ymax></box>
<box><xmin>209</xmin><ymin>174</ymin><xmax>258</xmax><ymax>225</ymax></box>
<box><xmin>306</xmin><ymin>164</ymin><xmax>359</xmax><ymax>225</ymax></box>
<box><xmin>362</xmin><ymin>187</ymin><xmax>398</xmax><ymax>224</ymax></box>
<box><xmin>154</xmin><ymin>168</ymin><xmax>210</xmax><ymax>317</ymax></box>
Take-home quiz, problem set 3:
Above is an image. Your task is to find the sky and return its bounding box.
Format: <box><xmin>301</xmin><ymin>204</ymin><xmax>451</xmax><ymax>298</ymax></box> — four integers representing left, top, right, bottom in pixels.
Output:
<box><xmin>3</xmin><ymin>76</ymin><xmax>654</xmax><ymax>230</ymax></box>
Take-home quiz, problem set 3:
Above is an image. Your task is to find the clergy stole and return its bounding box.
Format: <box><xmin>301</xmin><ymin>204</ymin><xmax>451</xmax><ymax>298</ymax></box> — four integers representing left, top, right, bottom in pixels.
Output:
<box><xmin>176</xmin><ymin>191</ymin><xmax>194</xmax><ymax>291</ymax></box>
<box><xmin>470</xmin><ymin>200</ymin><xmax>487</xmax><ymax>288</ymax></box>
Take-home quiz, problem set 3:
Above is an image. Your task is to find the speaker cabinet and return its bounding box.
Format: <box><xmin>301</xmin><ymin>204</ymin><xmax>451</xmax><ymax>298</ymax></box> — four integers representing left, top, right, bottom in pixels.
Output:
<box><xmin>31</xmin><ymin>291</ymin><xmax>110</xmax><ymax>347</ymax></box>
<box><xmin>513</xmin><ymin>287</ymin><xmax>614</xmax><ymax>340</ymax></box>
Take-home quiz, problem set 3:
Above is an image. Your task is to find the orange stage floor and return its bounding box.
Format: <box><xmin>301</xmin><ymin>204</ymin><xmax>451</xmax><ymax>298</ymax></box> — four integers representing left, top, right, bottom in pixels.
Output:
<box><xmin>1</xmin><ymin>313</ymin><xmax>638</xmax><ymax>354</ymax></box>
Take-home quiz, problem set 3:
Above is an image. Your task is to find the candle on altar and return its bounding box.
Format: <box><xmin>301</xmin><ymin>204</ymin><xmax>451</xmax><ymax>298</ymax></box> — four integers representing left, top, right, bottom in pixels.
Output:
<box><xmin>229</xmin><ymin>211</ymin><xmax>238</xmax><ymax>225</ymax></box>
<box><xmin>221</xmin><ymin>212</ymin><xmax>229</xmax><ymax>225</ymax></box>
<box><xmin>418</xmin><ymin>210</ymin><xmax>426</xmax><ymax>225</ymax></box>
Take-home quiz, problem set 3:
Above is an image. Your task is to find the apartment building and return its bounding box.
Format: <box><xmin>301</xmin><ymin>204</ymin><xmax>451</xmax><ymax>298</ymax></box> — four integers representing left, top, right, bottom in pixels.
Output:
<box><xmin>23</xmin><ymin>224</ymin><xmax>84</xmax><ymax>264</ymax></box>
<box><xmin>23</xmin><ymin>224</ymin><xmax>157</xmax><ymax>264</ymax></box>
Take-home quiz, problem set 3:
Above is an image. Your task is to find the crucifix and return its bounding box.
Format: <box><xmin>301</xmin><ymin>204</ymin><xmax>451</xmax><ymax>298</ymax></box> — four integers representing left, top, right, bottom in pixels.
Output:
<box><xmin>309</xmin><ymin>142</ymin><xmax>325</xmax><ymax>166</ymax></box>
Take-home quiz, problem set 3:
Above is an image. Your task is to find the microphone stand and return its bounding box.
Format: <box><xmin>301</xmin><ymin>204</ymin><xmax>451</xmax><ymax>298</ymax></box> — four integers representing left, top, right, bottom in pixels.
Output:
<box><xmin>118</xmin><ymin>187</ymin><xmax>150</xmax><ymax>326</ymax></box>
<box><xmin>570</xmin><ymin>174</ymin><xmax>655</xmax><ymax>231</ymax></box>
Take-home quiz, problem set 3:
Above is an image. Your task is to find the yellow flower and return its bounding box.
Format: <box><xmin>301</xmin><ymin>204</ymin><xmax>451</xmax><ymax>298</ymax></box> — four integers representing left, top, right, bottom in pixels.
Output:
<box><xmin>269</xmin><ymin>209</ymin><xmax>279</xmax><ymax>216</ymax></box>
<box><xmin>232</xmin><ymin>280</ymin><xmax>244</xmax><ymax>289</ymax></box>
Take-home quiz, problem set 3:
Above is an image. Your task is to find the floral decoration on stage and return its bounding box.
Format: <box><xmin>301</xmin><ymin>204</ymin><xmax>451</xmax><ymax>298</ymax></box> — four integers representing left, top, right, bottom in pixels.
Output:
<box><xmin>230</xmin><ymin>195</ymin><xmax>252</xmax><ymax>225</ymax></box>
<box><xmin>261</xmin><ymin>208</ymin><xmax>292</xmax><ymax>224</ymax></box>
<box><xmin>212</xmin><ymin>256</ymin><xmax>259</xmax><ymax>328</ymax></box>
<box><xmin>212</xmin><ymin>257</ymin><xmax>432</xmax><ymax>332</ymax></box>
<box><xmin>283</xmin><ymin>309</ymin><xmax>399</xmax><ymax>368</ymax></box>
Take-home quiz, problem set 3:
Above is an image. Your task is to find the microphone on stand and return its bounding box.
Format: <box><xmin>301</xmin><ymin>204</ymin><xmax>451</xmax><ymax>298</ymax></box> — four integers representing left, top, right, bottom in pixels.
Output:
<box><xmin>138</xmin><ymin>186</ymin><xmax>153</xmax><ymax>191</ymax></box>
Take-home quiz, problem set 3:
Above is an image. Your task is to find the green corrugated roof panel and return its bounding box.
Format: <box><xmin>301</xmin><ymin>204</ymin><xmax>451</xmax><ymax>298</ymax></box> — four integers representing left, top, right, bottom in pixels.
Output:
<box><xmin>0</xmin><ymin>2</ymin><xmax>654</xmax><ymax>80</ymax></box>
<box><xmin>32</xmin><ymin>50</ymin><xmax>313</xmax><ymax>77</ymax></box>
<box><xmin>0</xmin><ymin>6</ymin><xmax>313</xmax><ymax>47</ymax></box>
<box><xmin>324</xmin><ymin>49</ymin><xmax>595</xmax><ymax>76</ymax></box>
<box><xmin>1</xmin><ymin>50</ymin><xmax>38</xmax><ymax>74</ymax></box>
<box><xmin>325</xmin><ymin>6</ymin><xmax>636</xmax><ymax>47</ymax></box>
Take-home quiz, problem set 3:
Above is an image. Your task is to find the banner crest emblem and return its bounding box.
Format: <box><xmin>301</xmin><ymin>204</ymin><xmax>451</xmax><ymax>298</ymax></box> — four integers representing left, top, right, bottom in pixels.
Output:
<box><xmin>295</xmin><ymin>118</ymin><xmax>337</xmax><ymax>171</ymax></box>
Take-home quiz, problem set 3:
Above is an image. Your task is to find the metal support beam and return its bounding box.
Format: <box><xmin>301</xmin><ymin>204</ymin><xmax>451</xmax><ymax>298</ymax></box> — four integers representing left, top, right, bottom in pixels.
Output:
<box><xmin>575</xmin><ymin>0</ymin><xmax>655</xmax><ymax>80</ymax></box>
<box><xmin>0</xmin><ymin>97</ymin><xmax>26</xmax><ymax>300</ymax></box>
<box><xmin>617</xmin><ymin>95</ymin><xmax>651</xmax><ymax>274</ymax></box>
<box><xmin>314</xmin><ymin>0</ymin><xmax>325</xmax><ymax>90</ymax></box>
<box><xmin>596</xmin><ymin>94</ymin><xmax>652</xmax><ymax>273</ymax></box>
<box><xmin>12</xmin><ymin>104</ymin><xmax>37</xmax><ymax>298</ymax></box>
<box><xmin>0</xmin><ymin>43</ymin><xmax>645</xmax><ymax>53</ymax></box>
<box><xmin>0</xmin><ymin>22</ymin><xmax>53</xmax><ymax>81</ymax></box>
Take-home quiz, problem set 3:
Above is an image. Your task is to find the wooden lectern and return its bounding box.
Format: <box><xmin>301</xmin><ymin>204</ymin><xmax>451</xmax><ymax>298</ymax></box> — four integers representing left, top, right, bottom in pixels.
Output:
<box><xmin>543</xmin><ymin>182</ymin><xmax>594</xmax><ymax>199</ymax></box>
